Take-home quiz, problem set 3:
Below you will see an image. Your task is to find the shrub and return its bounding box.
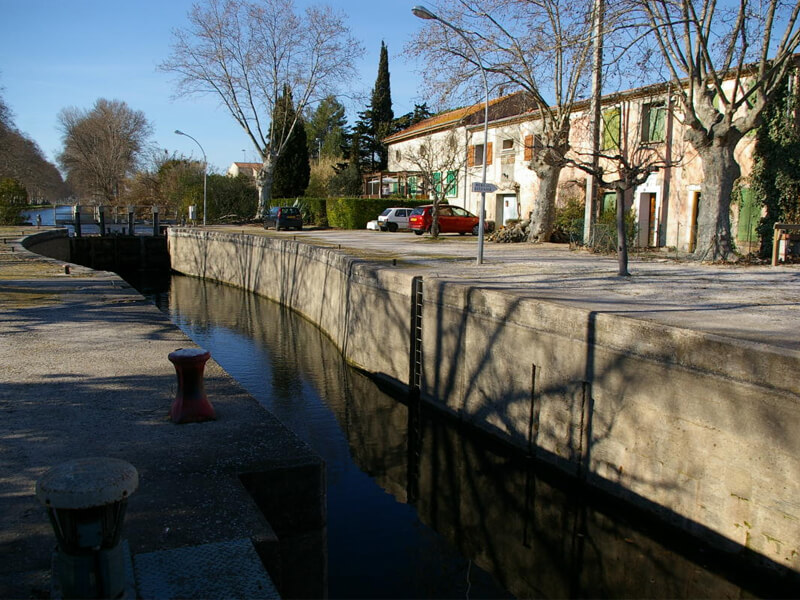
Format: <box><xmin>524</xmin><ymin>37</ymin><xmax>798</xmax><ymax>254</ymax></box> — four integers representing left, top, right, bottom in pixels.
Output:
<box><xmin>325</xmin><ymin>198</ymin><xmax>428</xmax><ymax>229</ymax></box>
<box><xmin>552</xmin><ymin>197</ymin><xmax>585</xmax><ymax>243</ymax></box>
<box><xmin>0</xmin><ymin>178</ymin><xmax>27</xmax><ymax>225</ymax></box>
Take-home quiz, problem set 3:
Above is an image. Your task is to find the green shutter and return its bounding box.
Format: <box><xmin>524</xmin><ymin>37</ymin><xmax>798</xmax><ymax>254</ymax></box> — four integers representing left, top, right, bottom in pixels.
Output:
<box><xmin>737</xmin><ymin>188</ymin><xmax>760</xmax><ymax>242</ymax></box>
<box><xmin>602</xmin><ymin>192</ymin><xmax>617</xmax><ymax>213</ymax></box>
<box><xmin>408</xmin><ymin>176</ymin><xmax>417</xmax><ymax>195</ymax></box>
<box><xmin>647</xmin><ymin>104</ymin><xmax>666</xmax><ymax>142</ymax></box>
<box><xmin>433</xmin><ymin>172</ymin><xmax>442</xmax><ymax>195</ymax></box>
<box><xmin>602</xmin><ymin>108</ymin><xmax>620</xmax><ymax>150</ymax></box>
<box><xmin>446</xmin><ymin>171</ymin><xmax>457</xmax><ymax>197</ymax></box>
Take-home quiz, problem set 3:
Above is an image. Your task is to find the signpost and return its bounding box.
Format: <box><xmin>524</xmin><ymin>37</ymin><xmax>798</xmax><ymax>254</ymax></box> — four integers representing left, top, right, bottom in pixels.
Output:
<box><xmin>472</xmin><ymin>182</ymin><xmax>498</xmax><ymax>194</ymax></box>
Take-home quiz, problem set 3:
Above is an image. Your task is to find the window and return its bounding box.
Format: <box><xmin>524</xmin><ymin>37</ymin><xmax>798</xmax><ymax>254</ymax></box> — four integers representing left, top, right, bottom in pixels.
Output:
<box><xmin>468</xmin><ymin>143</ymin><xmax>493</xmax><ymax>167</ymax></box>
<box><xmin>474</xmin><ymin>144</ymin><xmax>485</xmax><ymax>166</ymax></box>
<box><xmin>395</xmin><ymin>150</ymin><xmax>402</xmax><ymax>162</ymax></box>
<box><xmin>408</xmin><ymin>176</ymin><xmax>418</xmax><ymax>195</ymax></box>
<box><xmin>501</xmin><ymin>139</ymin><xmax>515</xmax><ymax>181</ymax></box>
<box><xmin>602</xmin><ymin>107</ymin><xmax>621</xmax><ymax>151</ymax></box>
<box><xmin>642</xmin><ymin>103</ymin><xmax>666</xmax><ymax>143</ymax></box>
<box><xmin>524</xmin><ymin>134</ymin><xmax>543</xmax><ymax>161</ymax></box>
<box><xmin>445</xmin><ymin>171</ymin><xmax>458</xmax><ymax>197</ymax></box>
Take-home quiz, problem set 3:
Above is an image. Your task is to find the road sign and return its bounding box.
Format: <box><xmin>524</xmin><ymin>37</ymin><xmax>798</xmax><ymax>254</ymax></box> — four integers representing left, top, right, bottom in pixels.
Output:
<box><xmin>472</xmin><ymin>182</ymin><xmax>498</xmax><ymax>193</ymax></box>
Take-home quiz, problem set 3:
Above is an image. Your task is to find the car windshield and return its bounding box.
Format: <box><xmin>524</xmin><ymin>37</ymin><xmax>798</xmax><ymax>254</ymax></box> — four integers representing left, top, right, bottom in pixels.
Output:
<box><xmin>410</xmin><ymin>208</ymin><xmax>426</xmax><ymax>216</ymax></box>
<box><xmin>281</xmin><ymin>207</ymin><xmax>300</xmax><ymax>215</ymax></box>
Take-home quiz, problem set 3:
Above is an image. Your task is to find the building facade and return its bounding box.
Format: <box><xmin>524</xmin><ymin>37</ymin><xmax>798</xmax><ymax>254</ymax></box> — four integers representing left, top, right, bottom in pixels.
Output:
<box><xmin>382</xmin><ymin>84</ymin><xmax>760</xmax><ymax>252</ymax></box>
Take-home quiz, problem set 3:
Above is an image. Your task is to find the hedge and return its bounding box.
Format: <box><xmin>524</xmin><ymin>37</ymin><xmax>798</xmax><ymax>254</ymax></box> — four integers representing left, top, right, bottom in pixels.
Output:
<box><xmin>272</xmin><ymin>197</ymin><xmax>429</xmax><ymax>229</ymax></box>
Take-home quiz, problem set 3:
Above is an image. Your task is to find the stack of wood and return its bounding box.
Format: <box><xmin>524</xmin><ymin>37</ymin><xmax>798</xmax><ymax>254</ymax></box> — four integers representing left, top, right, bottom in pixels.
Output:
<box><xmin>487</xmin><ymin>219</ymin><xmax>530</xmax><ymax>243</ymax></box>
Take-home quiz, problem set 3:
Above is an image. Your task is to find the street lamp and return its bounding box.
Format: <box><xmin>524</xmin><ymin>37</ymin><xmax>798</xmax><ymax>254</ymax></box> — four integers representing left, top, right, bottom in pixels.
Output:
<box><xmin>175</xmin><ymin>129</ymin><xmax>207</xmax><ymax>226</ymax></box>
<box><xmin>412</xmin><ymin>5</ymin><xmax>490</xmax><ymax>265</ymax></box>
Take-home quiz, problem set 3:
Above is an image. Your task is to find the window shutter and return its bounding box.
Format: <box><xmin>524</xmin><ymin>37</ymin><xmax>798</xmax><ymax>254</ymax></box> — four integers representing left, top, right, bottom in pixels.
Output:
<box><xmin>468</xmin><ymin>145</ymin><xmax>475</xmax><ymax>167</ymax></box>
<box><xmin>524</xmin><ymin>135</ymin><xmax>533</xmax><ymax>161</ymax></box>
<box><xmin>486</xmin><ymin>142</ymin><xmax>493</xmax><ymax>165</ymax></box>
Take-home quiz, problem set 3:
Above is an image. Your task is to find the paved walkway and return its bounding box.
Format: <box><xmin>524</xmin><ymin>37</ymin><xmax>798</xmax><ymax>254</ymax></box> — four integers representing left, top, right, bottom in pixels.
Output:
<box><xmin>213</xmin><ymin>226</ymin><xmax>800</xmax><ymax>351</ymax></box>
<box><xmin>0</xmin><ymin>227</ymin><xmax>321</xmax><ymax>598</ymax></box>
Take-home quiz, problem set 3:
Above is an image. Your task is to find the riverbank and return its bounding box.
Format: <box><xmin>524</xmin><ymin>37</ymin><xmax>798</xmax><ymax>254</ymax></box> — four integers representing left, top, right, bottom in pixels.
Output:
<box><xmin>0</xmin><ymin>227</ymin><xmax>326</xmax><ymax>598</ymax></box>
<box><xmin>169</xmin><ymin>225</ymin><xmax>800</xmax><ymax>581</ymax></box>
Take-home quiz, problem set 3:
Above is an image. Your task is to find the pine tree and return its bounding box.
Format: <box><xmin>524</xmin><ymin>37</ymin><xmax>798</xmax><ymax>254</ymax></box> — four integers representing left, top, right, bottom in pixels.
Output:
<box><xmin>272</xmin><ymin>86</ymin><xmax>310</xmax><ymax>198</ymax></box>
<box><xmin>367</xmin><ymin>41</ymin><xmax>393</xmax><ymax>171</ymax></box>
<box><xmin>392</xmin><ymin>103</ymin><xmax>433</xmax><ymax>134</ymax></box>
<box><xmin>305</xmin><ymin>95</ymin><xmax>349</xmax><ymax>161</ymax></box>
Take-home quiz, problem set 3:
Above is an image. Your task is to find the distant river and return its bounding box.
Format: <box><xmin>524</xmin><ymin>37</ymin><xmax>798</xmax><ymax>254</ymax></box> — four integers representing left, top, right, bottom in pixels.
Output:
<box><xmin>137</xmin><ymin>274</ymin><xmax>787</xmax><ymax>599</ymax></box>
<box><xmin>21</xmin><ymin>206</ymin><xmax>156</xmax><ymax>236</ymax></box>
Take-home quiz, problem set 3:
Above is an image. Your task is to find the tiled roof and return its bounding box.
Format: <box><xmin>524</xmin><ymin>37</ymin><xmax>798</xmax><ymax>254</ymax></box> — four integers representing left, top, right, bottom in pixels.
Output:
<box><xmin>384</xmin><ymin>94</ymin><xmax>518</xmax><ymax>143</ymax></box>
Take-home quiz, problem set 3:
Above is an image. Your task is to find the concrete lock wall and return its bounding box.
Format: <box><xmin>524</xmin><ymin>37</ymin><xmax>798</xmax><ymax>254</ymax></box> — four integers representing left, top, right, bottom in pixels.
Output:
<box><xmin>168</xmin><ymin>228</ymin><xmax>800</xmax><ymax>575</ymax></box>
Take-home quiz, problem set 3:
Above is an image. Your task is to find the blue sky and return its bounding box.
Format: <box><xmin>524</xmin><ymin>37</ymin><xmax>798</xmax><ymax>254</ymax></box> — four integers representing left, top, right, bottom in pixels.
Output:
<box><xmin>0</xmin><ymin>0</ymin><xmax>429</xmax><ymax>173</ymax></box>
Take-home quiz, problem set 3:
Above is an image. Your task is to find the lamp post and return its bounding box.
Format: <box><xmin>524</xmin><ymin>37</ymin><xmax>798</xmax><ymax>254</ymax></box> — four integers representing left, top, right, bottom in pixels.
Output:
<box><xmin>412</xmin><ymin>5</ymin><xmax>490</xmax><ymax>265</ymax></box>
<box><xmin>175</xmin><ymin>130</ymin><xmax>207</xmax><ymax>226</ymax></box>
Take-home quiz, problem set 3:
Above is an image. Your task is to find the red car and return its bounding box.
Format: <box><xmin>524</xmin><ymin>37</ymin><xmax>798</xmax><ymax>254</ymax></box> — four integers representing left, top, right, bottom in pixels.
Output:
<box><xmin>409</xmin><ymin>204</ymin><xmax>493</xmax><ymax>236</ymax></box>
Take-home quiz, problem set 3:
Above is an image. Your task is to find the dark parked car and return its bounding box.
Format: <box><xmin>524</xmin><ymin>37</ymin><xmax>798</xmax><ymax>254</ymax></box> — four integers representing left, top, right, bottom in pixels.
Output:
<box><xmin>264</xmin><ymin>206</ymin><xmax>303</xmax><ymax>231</ymax></box>
<box><xmin>409</xmin><ymin>204</ymin><xmax>494</xmax><ymax>236</ymax></box>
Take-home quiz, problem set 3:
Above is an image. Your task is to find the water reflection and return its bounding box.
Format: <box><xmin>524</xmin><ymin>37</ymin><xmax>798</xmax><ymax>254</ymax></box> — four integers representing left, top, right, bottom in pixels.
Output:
<box><xmin>147</xmin><ymin>275</ymin><xmax>778</xmax><ymax>599</ymax></box>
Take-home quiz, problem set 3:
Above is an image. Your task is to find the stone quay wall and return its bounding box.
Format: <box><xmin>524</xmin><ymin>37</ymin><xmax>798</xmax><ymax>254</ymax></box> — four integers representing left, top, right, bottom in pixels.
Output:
<box><xmin>168</xmin><ymin>227</ymin><xmax>800</xmax><ymax>576</ymax></box>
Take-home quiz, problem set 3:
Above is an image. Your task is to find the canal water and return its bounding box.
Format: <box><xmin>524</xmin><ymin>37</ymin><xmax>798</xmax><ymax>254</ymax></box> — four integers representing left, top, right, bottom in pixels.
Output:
<box><xmin>138</xmin><ymin>274</ymin><xmax>786</xmax><ymax>599</ymax></box>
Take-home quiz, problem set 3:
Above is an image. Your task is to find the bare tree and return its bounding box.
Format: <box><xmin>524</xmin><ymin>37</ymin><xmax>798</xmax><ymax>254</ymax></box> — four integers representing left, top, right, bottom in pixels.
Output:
<box><xmin>57</xmin><ymin>98</ymin><xmax>152</xmax><ymax>206</ymax></box>
<box><xmin>408</xmin><ymin>0</ymin><xmax>606</xmax><ymax>243</ymax></box>
<box><xmin>161</xmin><ymin>0</ymin><xmax>363</xmax><ymax>219</ymax></box>
<box><xmin>638</xmin><ymin>0</ymin><xmax>800</xmax><ymax>260</ymax></box>
<box><xmin>401</xmin><ymin>128</ymin><xmax>467</xmax><ymax>237</ymax></box>
<box><xmin>570</xmin><ymin>91</ymin><xmax>685</xmax><ymax>275</ymax></box>
<box><xmin>0</xmin><ymin>89</ymin><xmax>69</xmax><ymax>203</ymax></box>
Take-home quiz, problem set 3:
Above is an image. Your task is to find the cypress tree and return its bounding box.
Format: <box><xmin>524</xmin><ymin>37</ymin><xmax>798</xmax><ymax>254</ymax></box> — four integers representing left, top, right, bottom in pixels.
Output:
<box><xmin>368</xmin><ymin>41</ymin><xmax>393</xmax><ymax>170</ymax></box>
<box><xmin>272</xmin><ymin>86</ymin><xmax>310</xmax><ymax>198</ymax></box>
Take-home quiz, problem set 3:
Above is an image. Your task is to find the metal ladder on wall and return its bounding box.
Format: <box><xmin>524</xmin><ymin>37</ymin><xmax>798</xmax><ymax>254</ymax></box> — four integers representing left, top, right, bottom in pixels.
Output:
<box><xmin>410</xmin><ymin>276</ymin><xmax>424</xmax><ymax>396</ymax></box>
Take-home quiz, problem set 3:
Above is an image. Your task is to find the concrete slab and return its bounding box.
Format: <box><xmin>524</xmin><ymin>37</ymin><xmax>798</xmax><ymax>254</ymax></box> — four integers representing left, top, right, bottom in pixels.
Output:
<box><xmin>134</xmin><ymin>539</ymin><xmax>279</xmax><ymax>599</ymax></box>
<box><xmin>0</xmin><ymin>228</ymin><xmax>325</xmax><ymax>598</ymax></box>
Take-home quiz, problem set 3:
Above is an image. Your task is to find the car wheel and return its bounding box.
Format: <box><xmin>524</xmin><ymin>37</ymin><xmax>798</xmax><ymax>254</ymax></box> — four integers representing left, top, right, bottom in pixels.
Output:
<box><xmin>472</xmin><ymin>224</ymin><xmax>480</xmax><ymax>235</ymax></box>
<box><xmin>276</xmin><ymin>224</ymin><xmax>282</xmax><ymax>231</ymax></box>
<box><xmin>297</xmin><ymin>225</ymin><xmax>303</xmax><ymax>231</ymax></box>
<box><xmin>388</xmin><ymin>222</ymin><xmax>398</xmax><ymax>232</ymax></box>
<box><xmin>414</xmin><ymin>230</ymin><xmax>423</xmax><ymax>236</ymax></box>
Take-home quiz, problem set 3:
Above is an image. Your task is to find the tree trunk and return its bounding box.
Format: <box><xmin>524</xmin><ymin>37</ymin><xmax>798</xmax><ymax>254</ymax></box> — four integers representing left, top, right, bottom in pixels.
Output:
<box><xmin>255</xmin><ymin>157</ymin><xmax>275</xmax><ymax>220</ymax></box>
<box><xmin>430</xmin><ymin>200</ymin><xmax>440</xmax><ymax>238</ymax></box>
<box><xmin>527</xmin><ymin>161</ymin><xmax>562</xmax><ymax>243</ymax></box>
<box><xmin>616</xmin><ymin>187</ymin><xmax>629</xmax><ymax>276</ymax></box>
<box><xmin>692</xmin><ymin>137</ymin><xmax>742</xmax><ymax>261</ymax></box>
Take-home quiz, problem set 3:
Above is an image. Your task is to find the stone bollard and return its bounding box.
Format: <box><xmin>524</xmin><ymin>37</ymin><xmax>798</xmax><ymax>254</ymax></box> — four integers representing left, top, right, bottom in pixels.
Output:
<box><xmin>36</xmin><ymin>457</ymin><xmax>138</xmax><ymax>599</ymax></box>
<box><xmin>168</xmin><ymin>348</ymin><xmax>216</xmax><ymax>424</ymax></box>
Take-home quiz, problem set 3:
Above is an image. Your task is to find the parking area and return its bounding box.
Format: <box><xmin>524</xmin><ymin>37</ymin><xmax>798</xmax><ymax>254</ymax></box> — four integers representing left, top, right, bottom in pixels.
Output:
<box><xmin>206</xmin><ymin>225</ymin><xmax>800</xmax><ymax>352</ymax></box>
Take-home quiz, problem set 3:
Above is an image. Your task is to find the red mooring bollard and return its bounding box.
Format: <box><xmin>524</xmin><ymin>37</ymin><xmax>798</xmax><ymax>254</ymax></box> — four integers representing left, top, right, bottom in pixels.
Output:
<box><xmin>168</xmin><ymin>348</ymin><xmax>216</xmax><ymax>424</ymax></box>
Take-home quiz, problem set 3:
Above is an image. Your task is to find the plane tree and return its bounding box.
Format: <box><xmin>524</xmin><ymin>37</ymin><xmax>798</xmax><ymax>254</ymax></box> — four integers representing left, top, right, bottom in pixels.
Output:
<box><xmin>400</xmin><ymin>127</ymin><xmax>467</xmax><ymax>238</ymax></box>
<box><xmin>408</xmin><ymin>0</ymin><xmax>607</xmax><ymax>243</ymax></box>
<box><xmin>57</xmin><ymin>98</ymin><xmax>152</xmax><ymax>206</ymax></box>
<box><xmin>638</xmin><ymin>0</ymin><xmax>800</xmax><ymax>260</ymax></box>
<box><xmin>161</xmin><ymin>0</ymin><xmax>363</xmax><ymax>219</ymax></box>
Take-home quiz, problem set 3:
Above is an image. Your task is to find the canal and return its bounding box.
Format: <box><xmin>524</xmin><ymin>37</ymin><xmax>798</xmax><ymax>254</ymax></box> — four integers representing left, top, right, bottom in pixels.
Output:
<box><xmin>137</xmin><ymin>273</ymin><xmax>785</xmax><ymax>599</ymax></box>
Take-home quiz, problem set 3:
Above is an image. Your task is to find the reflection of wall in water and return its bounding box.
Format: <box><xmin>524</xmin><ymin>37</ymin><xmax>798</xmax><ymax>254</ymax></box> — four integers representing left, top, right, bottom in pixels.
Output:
<box><xmin>167</xmin><ymin>275</ymin><xmax>762</xmax><ymax>599</ymax></box>
<box><xmin>410</xmin><ymin>415</ymin><xmax>744</xmax><ymax>599</ymax></box>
